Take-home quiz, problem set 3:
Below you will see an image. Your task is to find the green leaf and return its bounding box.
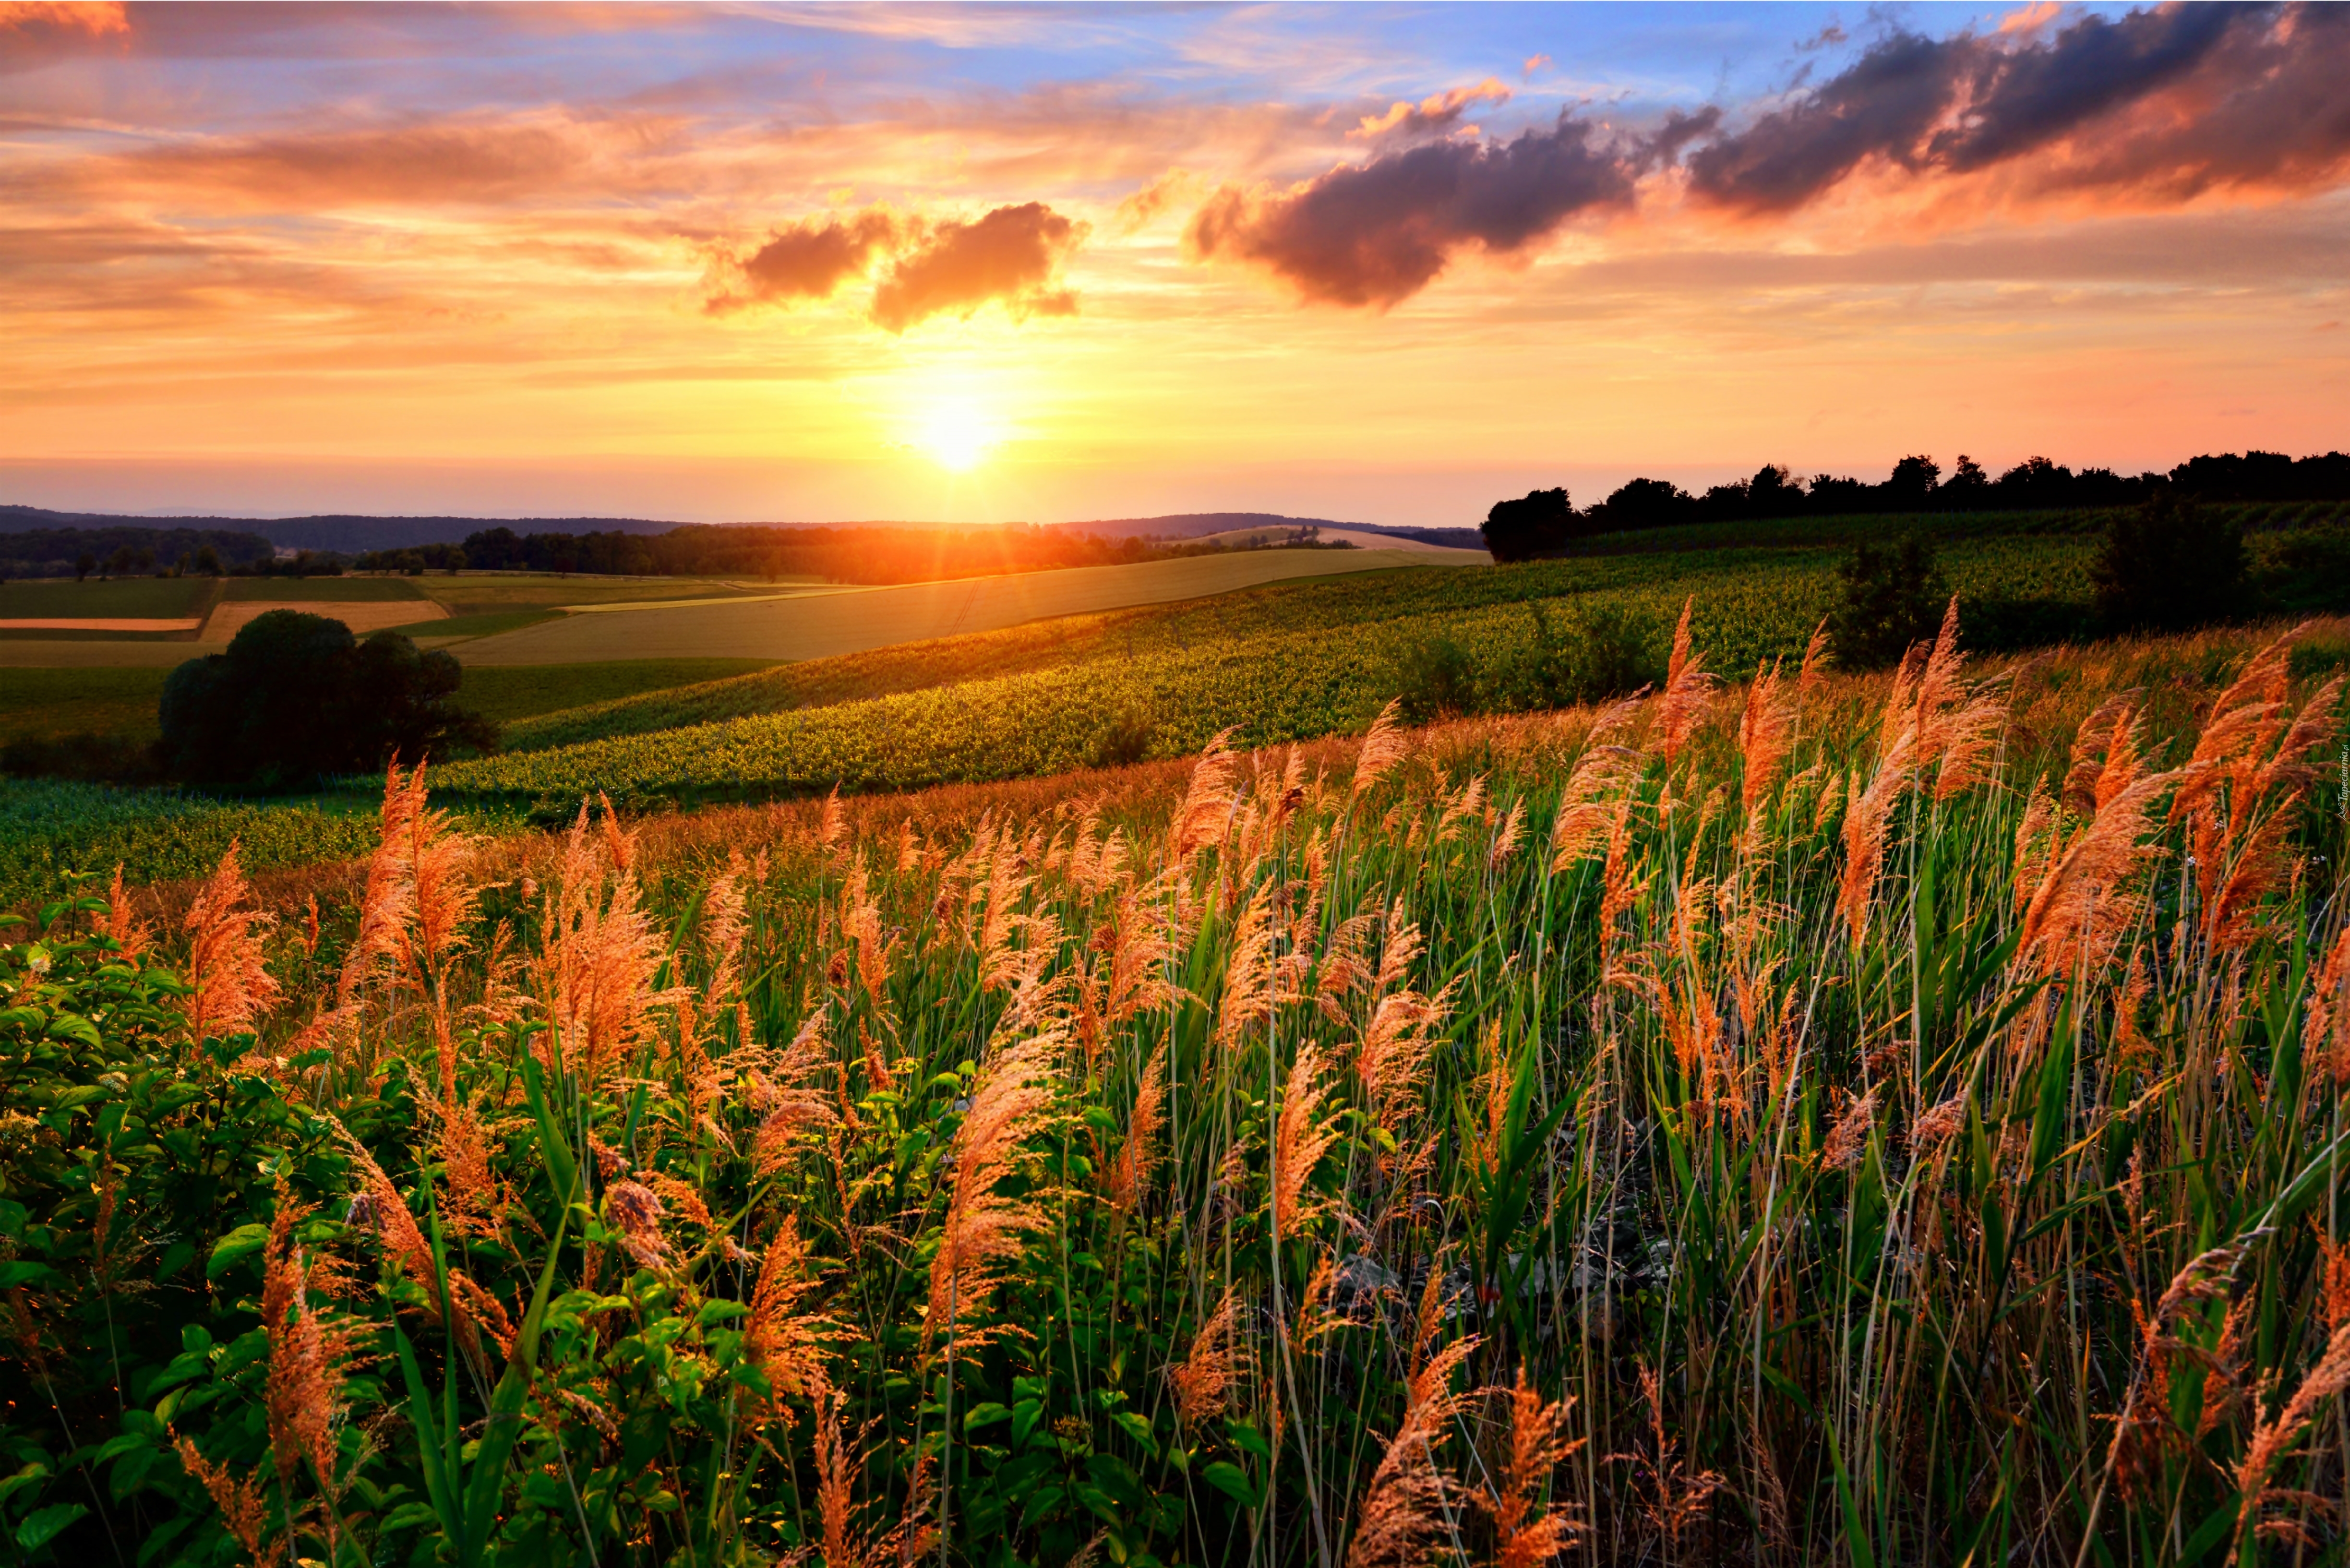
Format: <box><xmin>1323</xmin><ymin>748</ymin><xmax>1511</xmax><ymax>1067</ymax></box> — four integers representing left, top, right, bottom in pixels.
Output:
<box><xmin>1011</xmin><ymin>1398</ymin><xmax>1044</xmax><ymax>1449</ymax></box>
<box><xmin>0</xmin><ymin>1260</ymin><xmax>59</xmax><ymax>1291</ymax></box>
<box><xmin>962</xmin><ymin>1402</ymin><xmax>1012</xmax><ymax>1433</ymax></box>
<box><xmin>206</xmin><ymin>1223</ymin><xmax>271</xmax><ymax>1280</ymax></box>
<box><xmin>1200</xmin><ymin>1461</ymin><xmax>1257</xmax><ymax>1510</ymax></box>
<box><xmin>15</xmin><ymin>1503</ymin><xmax>88</xmax><ymax>1553</ymax></box>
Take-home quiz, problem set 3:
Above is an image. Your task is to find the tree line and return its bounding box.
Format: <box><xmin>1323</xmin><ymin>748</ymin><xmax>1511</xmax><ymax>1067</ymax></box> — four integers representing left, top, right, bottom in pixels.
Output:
<box><xmin>363</xmin><ymin>522</ymin><xmax>1341</xmax><ymax>582</ymax></box>
<box><xmin>1482</xmin><ymin>447</ymin><xmax>2350</xmax><ymax>560</ymax></box>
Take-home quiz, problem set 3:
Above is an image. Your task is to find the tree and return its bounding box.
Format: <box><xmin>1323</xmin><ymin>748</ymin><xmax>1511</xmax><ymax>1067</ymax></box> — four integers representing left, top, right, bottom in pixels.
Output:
<box><xmin>1829</xmin><ymin>532</ymin><xmax>1948</xmax><ymax>667</ymax></box>
<box><xmin>1747</xmin><ymin>464</ymin><xmax>1803</xmax><ymax>515</ymax></box>
<box><xmin>1592</xmin><ymin>478</ymin><xmax>1693</xmax><ymax>531</ymax></box>
<box><xmin>193</xmin><ymin>544</ymin><xmax>223</xmax><ymax>576</ymax></box>
<box><xmin>1940</xmin><ymin>455</ymin><xmax>1989</xmax><ymax>506</ymax></box>
<box><xmin>75</xmin><ymin>552</ymin><xmax>95</xmax><ymax>582</ymax></box>
<box><xmin>106</xmin><ymin>546</ymin><xmax>133</xmax><ymax>578</ymax></box>
<box><xmin>160</xmin><ymin>610</ymin><xmax>496</xmax><ymax>788</ymax></box>
<box><xmin>1481</xmin><ymin>488</ymin><xmax>1575</xmax><ymax>563</ymax></box>
<box><xmin>1884</xmin><ymin>455</ymin><xmax>1940</xmax><ymax>508</ymax></box>
<box><xmin>2092</xmin><ymin>490</ymin><xmax>2245</xmax><ymax>633</ymax></box>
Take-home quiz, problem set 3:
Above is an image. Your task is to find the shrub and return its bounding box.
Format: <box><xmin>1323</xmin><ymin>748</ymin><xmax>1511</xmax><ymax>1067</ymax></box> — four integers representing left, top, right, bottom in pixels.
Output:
<box><xmin>1830</xmin><ymin>532</ymin><xmax>1948</xmax><ymax>666</ymax></box>
<box><xmin>2093</xmin><ymin>490</ymin><xmax>2246</xmax><ymax>631</ymax></box>
<box><xmin>1519</xmin><ymin>598</ymin><xmax>1660</xmax><ymax>707</ymax></box>
<box><xmin>1395</xmin><ymin>631</ymin><xmax>1478</xmax><ymax>721</ymax></box>
<box><xmin>159</xmin><ymin>609</ymin><xmax>497</xmax><ymax>788</ymax></box>
<box><xmin>1480</xmin><ymin>487</ymin><xmax>1574</xmax><ymax>563</ymax></box>
<box><xmin>1090</xmin><ymin>702</ymin><xmax>1156</xmax><ymax>768</ymax></box>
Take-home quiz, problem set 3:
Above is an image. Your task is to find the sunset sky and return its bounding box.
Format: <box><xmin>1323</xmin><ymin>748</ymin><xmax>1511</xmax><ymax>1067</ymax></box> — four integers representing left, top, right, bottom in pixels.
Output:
<box><xmin>4</xmin><ymin>0</ymin><xmax>2347</xmax><ymax>526</ymax></box>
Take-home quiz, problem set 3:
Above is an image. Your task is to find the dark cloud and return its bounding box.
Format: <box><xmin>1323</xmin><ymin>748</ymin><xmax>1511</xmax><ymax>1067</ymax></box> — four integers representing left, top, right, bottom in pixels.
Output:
<box><xmin>1686</xmin><ymin>3</ymin><xmax>2350</xmax><ymax>213</ymax></box>
<box><xmin>1186</xmin><ymin>114</ymin><xmax>1635</xmax><ymax>309</ymax></box>
<box><xmin>708</xmin><ymin>210</ymin><xmax>899</xmax><ymax>313</ymax></box>
<box><xmin>868</xmin><ymin>203</ymin><xmax>1084</xmax><ymax>332</ymax></box>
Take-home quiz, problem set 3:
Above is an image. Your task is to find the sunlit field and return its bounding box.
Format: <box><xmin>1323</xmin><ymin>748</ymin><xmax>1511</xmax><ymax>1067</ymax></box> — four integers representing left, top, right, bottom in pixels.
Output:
<box><xmin>10</xmin><ymin>606</ymin><xmax>2350</xmax><ymax>1566</ymax></box>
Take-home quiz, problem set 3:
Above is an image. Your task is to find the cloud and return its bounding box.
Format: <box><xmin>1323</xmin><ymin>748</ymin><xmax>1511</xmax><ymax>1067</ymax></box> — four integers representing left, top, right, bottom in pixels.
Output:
<box><xmin>0</xmin><ymin>1</ymin><xmax>124</xmax><ymax>35</ymax></box>
<box><xmin>869</xmin><ymin>203</ymin><xmax>1086</xmax><ymax>333</ymax></box>
<box><xmin>1523</xmin><ymin>54</ymin><xmax>1552</xmax><ymax>78</ymax></box>
<box><xmin>1350</xmin><ymin>79</ymin><xmax>1511</xmax><ymax>142</ymax></box>
<box><xmin>707</xmin><ymin>209</ymin><xmax>899</xmax><ymax>312</ymax></box>
<box><xmin>1186</xmin><ymin>113</ymin><xmax>1636</xmax><ymax>308</ymax></box>
<box><xmin>1686</xmin><ymin>3</ymin><xmax>2350</xmax><ymax>215</ymax></box>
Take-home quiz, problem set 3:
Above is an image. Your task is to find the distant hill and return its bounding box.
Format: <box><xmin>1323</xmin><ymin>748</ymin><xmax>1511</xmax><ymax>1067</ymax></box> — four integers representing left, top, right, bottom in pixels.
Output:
<box><xmin>0</xmin><ymin>508</ymin><xmax>276</xmax><ymax>576</ymax></box>
<box><xmin>0</xmin><ymin>504</ymin><xmax>1479</xmax><ymax>554</ymax></box>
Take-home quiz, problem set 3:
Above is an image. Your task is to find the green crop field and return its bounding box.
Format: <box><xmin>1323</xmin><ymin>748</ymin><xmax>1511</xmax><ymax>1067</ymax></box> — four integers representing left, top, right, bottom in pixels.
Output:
<box><xmin>456</xmin><ymin>658</ymin><xmax>781</xmax><ymax>726</ymax></box>
<box><xmin>427</xmin><ymin>574</ymin><xmax>787</xmax><ymax>611</ymax></box>
<box><xmin>0</xmin><ymin>577</ymin><xmax>216</xmax><ymax>618</ymax></box>
<box><xmin>451</xmin><ymin>547</ymin><xmax>1484</xmax><ymax>665</ymax></box>
<box><xmin>448</xmin><ymin>533</ymin><xmax>2097</xmax><ymax>803</ymax></box>
<box><xmin>0</xmin><ymin>667</ymin><xmax>172</xmax><ymax>742</ymax></box>
<box><xmin>0</xmin><ymin>778</ymin><xmax>383</xmax><ymax>907</ymax></box>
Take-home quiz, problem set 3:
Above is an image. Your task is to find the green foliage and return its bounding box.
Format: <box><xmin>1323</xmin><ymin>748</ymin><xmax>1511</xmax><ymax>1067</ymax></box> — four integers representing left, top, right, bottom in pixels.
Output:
<box><xmin>1830</xmin><ymin>532</ymin><xmax>1949</xmax><ymax>667</ymax></box>
<box><xmin>160</xmin><ymin>611</ymin><xmax>498</xmax><ymax>787</ymax></box>
<box><xmin>2094</xmin><ymin>491</ymin><xmax>2248</xmax><ymax>631</ymax></box>
<box><xmin>1090</xmin><ymin>701</ymin><xmax>1158</xmax><ymax>767</ymax></box>
<box><xmin>1516</xmin><ymin>598</ymin><xmax>1659</xmax><ymax>707</ymax></box>
<box><xmin>1392</xmin><ymin>631</ymin><xmax>1478</xmax><ymax>722</ymax></box>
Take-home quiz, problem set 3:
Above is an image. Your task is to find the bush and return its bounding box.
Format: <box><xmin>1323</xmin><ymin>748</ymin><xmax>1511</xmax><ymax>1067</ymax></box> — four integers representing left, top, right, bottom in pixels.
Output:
<box><xmin>1089</xmin><ymin>702</ymin><xmax>1156</xmax><ymax>768</ymax></box>
<box><xmin>1395</xmin><ymin>632</ymin><xmax>1479</xmax><ymax>722</ymax></box>
<box><xmin>1481</xmin><ymin>488</ymin><xmax>1574</xmax><ymax>563</ymax></box>
<box><xmin>159</xmin><ymin>610</ymin><xmax>497</xmax><ymax>788</ymax></box>
<box><xmin>1520</xmin><ymin>598</ymin><xmax>1659</xmax><ymax>707</ymax></box>
<box><xmin>1830</xmin><ymin>532</ymin><xmax>1948</xmax><ymax>667</ymax></box>
<box><xmin>2093</xmin><ymin>491</ymin><xmax>2246</xmax><ymax>632</ymax></box>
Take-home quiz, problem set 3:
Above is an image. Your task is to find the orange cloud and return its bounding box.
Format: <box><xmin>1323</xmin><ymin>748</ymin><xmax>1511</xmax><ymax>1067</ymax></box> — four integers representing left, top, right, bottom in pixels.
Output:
<box><xmin>707</xmin><ymin>208</ymin><xmax>900</xmax><ymax>312</ymax></box>
<box><xmin>870</xmin><ymin>203</ymin><xmax>1084</xmax><ymax>332</ymax></box>
<box><xmin>1350</xmin><ymin>78</ymin><xmax>1511</xmax><ymax>141</ymax></box>
<box><xmin>0</xmin><ymin>2</ymin><xmax>125</xmax><ymax>36</ymax></box>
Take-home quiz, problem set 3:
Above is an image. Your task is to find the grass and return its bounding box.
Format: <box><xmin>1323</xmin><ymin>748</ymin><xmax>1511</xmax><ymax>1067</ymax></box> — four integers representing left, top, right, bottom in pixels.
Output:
<box><xmin>0</xmin><ymin>577</ymin><xmax>215</xmax><ymax>617</ymax></box>
<box><xmin>221</xmin><ymin>576</ymin><xmax>430</xmax><ymax>601</ymax></box>
<box><xmin>0</xmin><ymin>667</ymin><xmax>171</xmax><ymax>742</ymax></box>
<box><xmin>399</xmin><ymin>608</ymin><xmax>564</xmax><ymax>641</ymax></box>
<box><xmin>9</xmin><ymin>613</ymin><xmax>2350</xmax><ymax>1568</ymax></box>
<box><xmin>456</xmin><ymin>658</ymin><xmax>781</xmax><ymax>727</ymax></box>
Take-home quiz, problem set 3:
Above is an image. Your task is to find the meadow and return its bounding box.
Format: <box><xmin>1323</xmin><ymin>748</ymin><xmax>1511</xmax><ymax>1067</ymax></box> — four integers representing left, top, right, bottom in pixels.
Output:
<box><xmin>8</xmin><ymin>607</ymin><xmax>2349</xmax><ymax>1568</ymax></box>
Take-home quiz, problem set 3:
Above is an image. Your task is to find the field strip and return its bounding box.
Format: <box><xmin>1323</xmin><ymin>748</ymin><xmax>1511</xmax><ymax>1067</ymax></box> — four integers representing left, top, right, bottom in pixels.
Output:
<box><xmin>0</xmin><ymin>639</ymin><xmax>206</xmax><ymax>667</ymax></box>
<box><xmin>0</xmin><ymin>618</ymin><xmax>203</xmax><ymax>632</ymax></box>
<box><xmin>202</xmin><ymin>598</ymin><xmax>450</xmax><ymax>642</ymax></box>
<box><xmin>558</xmin><ymin>585</ymin><xmax>872</xmax><ymax>614</ymax></box>
<box><xmin>455</xmin><ymin>548</ymin><xmax>1483</xmax><ymax>667</ymax></box>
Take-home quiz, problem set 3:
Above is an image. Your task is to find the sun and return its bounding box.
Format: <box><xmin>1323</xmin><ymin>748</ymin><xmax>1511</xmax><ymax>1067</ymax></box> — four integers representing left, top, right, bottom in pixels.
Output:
<box><xmin>912</xmin><ymin>398</ymin><xmax>1002</xmax><ymax>473</ymax></box>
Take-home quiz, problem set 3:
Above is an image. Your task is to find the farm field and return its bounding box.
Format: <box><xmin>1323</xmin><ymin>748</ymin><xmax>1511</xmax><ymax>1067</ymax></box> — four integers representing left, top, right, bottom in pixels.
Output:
<box><xmin>449</xmin><ymin>545</ymin><xmax>1487</xmax><ymax>665</ymax></box>
<box><xmin>443</xmin><ymin>532</ymin><xmax>2098</xmax><ymax>803</ymax></box>
<box><xmin>12</xmin><ymin>611</ymin><xmax>2350</xmax><ymax>1566</ymax></box>
<box><xmin>0</xmin><ymin>577</ymin><xmax>217</xmax><ymax>618</ymax></box>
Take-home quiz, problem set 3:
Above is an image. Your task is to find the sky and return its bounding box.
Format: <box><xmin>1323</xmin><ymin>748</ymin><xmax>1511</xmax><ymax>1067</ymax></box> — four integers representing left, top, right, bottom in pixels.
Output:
<box><xmin>2</xmin><ymin>0</ymin><xmax>2346</xmax><ymax>526</ymax></box>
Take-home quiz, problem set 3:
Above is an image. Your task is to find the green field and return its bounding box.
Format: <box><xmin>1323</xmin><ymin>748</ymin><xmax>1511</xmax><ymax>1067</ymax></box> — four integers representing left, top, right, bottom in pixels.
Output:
<box><xmin>444</xmin><ymin>532</ymin><xmax>2096</xmax><ymax>803</ymax></box>
<box><xmin>396</xmin><ymin>608</ymin><xmax>564</xmax><ymax>641</ymax></box>
<box><xmin>220</xmin><ymin>575</ymin><xmax>429</xmax><ymax>601</ymax></box>
<box><xmin>427</xmin><ymin>573</ymin><xmax>784</xmax><ymax>611</ymax></box>
<box><xmin>456</xmin><ymin>657</ymin><xmax>780</xmax><ymax>726</ymax></box>
<box><xmin>0</xmin><ymin>577</ymin><xmax>216</xmax><ymax>618</ymax></box>
<box><xmin>0</xmin><ymin>667</ymin><xmax>172</xmax><ymax>742</ymax></box>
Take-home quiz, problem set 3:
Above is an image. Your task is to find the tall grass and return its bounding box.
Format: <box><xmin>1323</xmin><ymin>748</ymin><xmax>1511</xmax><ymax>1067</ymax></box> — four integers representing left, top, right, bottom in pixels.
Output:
<box><xmin>7</xmin><ymin>611</ymin><xmax>2350</xmax><ymax>1568</ymax></box>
